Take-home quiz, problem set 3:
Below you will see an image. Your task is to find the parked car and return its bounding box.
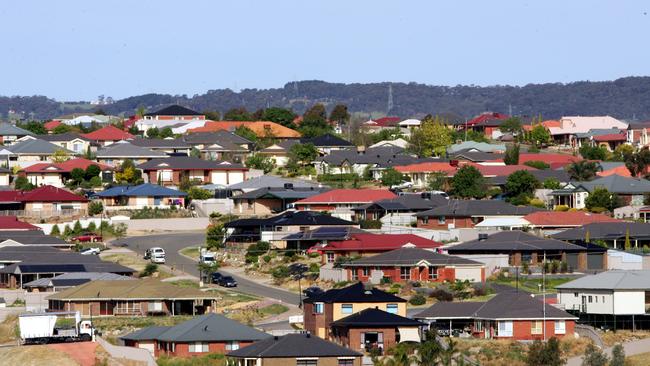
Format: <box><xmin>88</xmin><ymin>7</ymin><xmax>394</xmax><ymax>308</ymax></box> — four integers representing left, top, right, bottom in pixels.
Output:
<box><xmin>306</xmin><ymin>244</ymin><xmax>326</xmax><ymax>255</ymax></box>
<box><xmin>150</xmin><ymin>253</ymin><xmax>166</xmax><ymax>264</ymax></box>
<box><xmin>71</xmin><ymin>232</ymin><xmax>102</xmax><ymax>243</ymax></box>
<box><xmin>303</xmin><ymin>286</ymin><xmax>324</xmax><ymax>298</ymax></box>
<box><xmin>216</xmin><ymin>275</ymin><xmax>237</xmax><ymax>287</ymax></box>
<box><xmin>79</xmin><ymin>247</ymin><xmax>100</xmax><ymax>255</ymax></box>
<box><xmin>210</xmin><ymin>272</ymin><xmax>223</xmax><ymax>284</ymax></box>
<box><xmin>145</xmin><ymin>247</ymin><xmax>165</xmax><ymax>260</ymax></box>
<box><xmin>288</xmin><ymin>263</ymin><xmax>308</xmax><ymax>276</ymax></box>
<box><xmin>391</xmin><ymin>181</ymin><xmax>414</xmax><ymax>190</ymax></box>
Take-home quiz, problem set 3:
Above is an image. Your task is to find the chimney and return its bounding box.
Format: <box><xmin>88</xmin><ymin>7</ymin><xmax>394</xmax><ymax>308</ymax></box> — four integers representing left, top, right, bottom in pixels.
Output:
<box><xmin>284</xmin><ymin>183</ymin><xmax>294</xmax><ymax>189</ymax></box>
<box><xmin>357</xmin><ymin>146</ymin><xmax>366</xmax><ymax>155</ymax></box>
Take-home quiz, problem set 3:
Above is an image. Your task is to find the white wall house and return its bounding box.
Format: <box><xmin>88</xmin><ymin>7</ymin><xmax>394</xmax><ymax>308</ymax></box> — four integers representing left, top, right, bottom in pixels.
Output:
<box><xmin>557</xmin><ymin>270</ymin><xmax>650</xmax><ymax>315</ymax></box>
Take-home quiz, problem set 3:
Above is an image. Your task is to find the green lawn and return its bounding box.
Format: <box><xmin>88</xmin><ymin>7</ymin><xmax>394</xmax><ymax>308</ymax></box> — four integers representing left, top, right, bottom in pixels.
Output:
<box><xmin>179</xmin><ymin>246</ymin><xmax>200</xmax><ymax>260</ymax></box>
<box><xmin>490</xmin><ymin>277</ymin><xmax>575</xmax><ymax>294</ymax></box>
<box><xmin>259</xmin><ymin>304</ymin><xmax>289</xmax><ymax>317</ymax></box>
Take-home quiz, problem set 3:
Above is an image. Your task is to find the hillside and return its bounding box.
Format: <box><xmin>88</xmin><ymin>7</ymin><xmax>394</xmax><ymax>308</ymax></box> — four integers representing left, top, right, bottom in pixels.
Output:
<box><xmin>3</xmin><ymin>77</ymin><xmax>650</xmax><ymax>120</ymax></box>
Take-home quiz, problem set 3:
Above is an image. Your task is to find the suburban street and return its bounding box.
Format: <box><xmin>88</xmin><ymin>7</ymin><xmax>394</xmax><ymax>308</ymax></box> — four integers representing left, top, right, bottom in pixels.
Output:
<box><xmin>114</xmin><ymin>232</ymin><xmax>300</xmax><ymax>305</ymax></box>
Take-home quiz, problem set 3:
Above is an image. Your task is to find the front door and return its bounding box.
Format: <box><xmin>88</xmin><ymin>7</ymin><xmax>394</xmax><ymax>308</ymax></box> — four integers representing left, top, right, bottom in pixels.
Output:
<box><xmin>582</xmin><ymin>295</ymin><xmax>587</xmax><ymax>312</ymax></box>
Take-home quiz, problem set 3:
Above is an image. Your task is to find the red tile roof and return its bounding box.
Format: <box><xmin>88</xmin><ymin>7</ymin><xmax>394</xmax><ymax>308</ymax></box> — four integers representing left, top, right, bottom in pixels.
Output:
<box><xmin>20</xmin><ymin>185</ymin><xmax>88</xmax><ymax>202</ymax></box>
<box><xmin>465</xmin><ymin>112</ymin><xmax>509</xmax><ymax>127</ymax></box>
<box><xmin>518</xmin><ymin>153</ymin><xmax>581</xmax><ymax>169</ymax></box>
<box><xmin>597</xmin><ymin>165</ymin><xmax>631</xmax><ymax>177</ymax></box>
<box><xmin>395</xmin><ymin>162</ymin><xmax>457</xmax><ymax>174</ymax></box>
<box><xmin>82</xmin><ymin>125</ymin><xmax>134</xmax><ymax>141</ymax></box>
<box><xmin>470</xmin><ymin>163</ymin><xmax>536</xmax><ymax>177</ymax></box>
<box><xmin>22</xmin><ymin>158</ymin><xmax>112</xmax><ymax>173</ymax></box>
<box><xmin>523</xmin><ymin>211</ymin><xmax>619</xmax><ymax>227</ymax></box>
<box><xmin>294</xmin><ymin>189</ymin><xmax>396</xmax><ymax>204</ymax></box>
<box><xmin>0</xmin><ymin>216</ymin><xmax>41</xmax><ymax>231</ymax></box>
<box><xmin>324</xmin><ymin>233</ymin><xmax>442</xmax><ymax>252</ymax></box>
<box><xmin>44</xmin><ymin>120</ymin><xmax>62</xmax><ymax>131</ymax></box>
<box><xmin>593</xmin><ymin>133</ymin><xmax>627</xmax><ymax>142</ymax></box>
<box><xmin>365</xmin><ymin>117</ymin><xmax>401</xmax><ymax>127</ymax></box>
<box><xmin>188</xmin><ymin>121</ymin><xmax>301</xmax><ymax>138</ymax></box>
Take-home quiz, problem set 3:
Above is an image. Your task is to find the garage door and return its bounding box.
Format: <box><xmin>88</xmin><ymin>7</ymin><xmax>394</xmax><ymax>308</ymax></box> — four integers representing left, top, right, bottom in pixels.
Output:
<box><xmin>136</xmin><ymin>197</ymin><xmax>149</xmax><ymax>207</ymax></box>
<box><xmin>455</xmin><ymin>267</ymin><xmax>482</xmax><ymax>282</ymax></box>
<box><xmin>139</xmin><ymin>341</ymin><xmax>155</xmax><ymax>353</ymax></box>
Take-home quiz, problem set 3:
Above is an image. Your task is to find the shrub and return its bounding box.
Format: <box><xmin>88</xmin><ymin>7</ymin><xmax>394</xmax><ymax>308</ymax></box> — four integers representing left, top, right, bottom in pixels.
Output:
<box><xmin>409</xmin><ymin>294</ymin><xmax>426</xmax><ymax>306</ymax></box>
<box><xmin>140</xmin><ymin>263</ymin><xmax>158</xmax><ymax>277</ymax></box>
<box><xmin>560</xmin><ymin>261</ymin><xmax>568</xmax><ymax>273</ymax></box>
<box><xmin>89</xmin><ymin>176</ymin><xmax>102</xmax><ymax>187</ymax></box>
<box><xmin>523</xmin><ymin>160</ymin><xmax>550</xmax><ymax>170</ymax></box>
<box><xmin>554</xmin><ymin>205</ymin><xmax>569</xmax><ymax>212</ymax></box>
<box><xmin>359</xmin><ymin>219</ymin><xmax>382</xmax><ymax>229</ymax></box>
<box><xmin>472</xmin><ymin>283</ymin><xmax>493</xmax><ymax>297</ymax></box>
<box><xmin>50</xmin><ymin>224</ymin><xmax>61</xmax><ymax>236</ymax></box>
<box><xmin>380</xmin><ymin>277</ymin><xmax>392</xmax><ymax>285</ymax></box>
<box><xmin>87</xmin><ymin>221</ymin><xmax>97</xmax><ymax>232</ymax></box>
<box><xmin>411</xmin><ymin>281</ymin><xmax>421</xmax><ymax>288</ymax></box>
<box><xmin>262</xmin><ymin>255</ymin><xmax>272</xmax><ymax>263</ymax></box>
<box><xmin>521</xmin><ymin>261</ymin><xmax>530</xmax><ymax>274</ymax></box>
<box><xmin>63</xmin><ymin>225</ymin><xmax>73</xmax><ymax>237</ymax></box>
<box><xmin>188</xmin><ymin>187</ymin><xmax>213</xmax><ymax>200</ymax></box>
<box><xmin>308</xmin><ymin>263</ymin><xmax>320</xmax><ymax>273</ymax></box>
<box><xmin>528</xmin><ymin>198</ymin><xmax>546</xmax><ymax>208</ymax></box>
<box><xmin>72</xmin><ymin>220</ymin><xmax>83</xmax><ymax>234</ymax></box>
<box><xmin>271</xmin><ymin>265</ymin><xmax>290</xmax><ymax>282</ymax></box>
<box><xmin>429</xmin><ymin>288</ymin><xmax>454</xmax><ymax>302</ymax></box>
<box><xmin>88</xmin><ymin>201</ymin><xmax>104</xmax><ymax>216</ymax></box>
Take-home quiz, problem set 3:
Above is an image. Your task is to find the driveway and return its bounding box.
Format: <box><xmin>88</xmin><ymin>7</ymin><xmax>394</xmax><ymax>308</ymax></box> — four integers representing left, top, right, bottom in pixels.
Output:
<box><xmin>114</xmin><ymin>233</ymin><xmax>300</xmax><ymax>305</ymax></box>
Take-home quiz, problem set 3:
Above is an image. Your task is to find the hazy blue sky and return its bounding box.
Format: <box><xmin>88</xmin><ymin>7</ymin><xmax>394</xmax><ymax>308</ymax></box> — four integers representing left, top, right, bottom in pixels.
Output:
<box><xmin>1</xmin><ymin>1</ymin><xmax>648</xmax><ymax>100</ymax></box>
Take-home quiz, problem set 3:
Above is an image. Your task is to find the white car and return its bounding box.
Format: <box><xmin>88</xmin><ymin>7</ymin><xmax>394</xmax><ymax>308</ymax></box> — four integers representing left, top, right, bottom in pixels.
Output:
<box><xmin>80</xmin><ymin>247</ymin><xmax>100</xmax><ymax>255</ymax></box>
<box><xmin>391</xmin><ymin>181</ymin><xmax>414</xmax><ymax>190</ymax></box>
<box><xmin>151</xmin><ymin>254</ymin><xmax>166</xmax><ymax>264</ymax></box>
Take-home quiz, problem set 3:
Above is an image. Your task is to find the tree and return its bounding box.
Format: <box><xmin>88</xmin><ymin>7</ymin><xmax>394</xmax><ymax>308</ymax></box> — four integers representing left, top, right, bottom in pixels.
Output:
<box><xmin>380</xmin><ymin>168</ymin><xmax>404</xmax><ymax>187</ymax></box>
<box><xmin>609</xmin><ymin>344</ymin><xmax>625</xmax><ymax>366</ymax></box>
<box><xmin>88</xmin><ymin>201</ymin><xmax>103</xmax><ymax>216</ymax></box>
<box><xmin>72</xmin><ymin>220</ymin><xmax>83</xmax><ymax>234</ymax></box>
<box><xmin>51</xmin><ymin>149</ymin><xmax>70</xmax><ymax>163</ymax></box>
<box><xmin>234</xmin><ymin>126</ymin><xmax>258</xmax><ymax>144</ymax></box>
<box><xmin>500</xmin><ymin>117</ymin><xmax>523</xmax><ymax>137</ymax></box>
<box><xmin>146</xmin><ymin>127</ymin><xmax>160</xmax><ymax>138</ymax></box>
<box><xmin>300</xmin><ymin>104</ymin><xmax>333</xmax><ymax>137</ymax></box>
<box><xmin>427</xmin><ymin>171</ymin><xmax>449</xmax><ymax>191</ymax></box>
<box><xmin>52</xmin><ymin>124</ymin><xmax>72</xmax><ymax>134</ymax></box>
<box><xmin>624</xmin><ymin>148</ymin><xmax>650</xmax><ymax>177</ymax></box>
<box><xmin>524</xmin><ymin>160</ymin><xmax>549</xmax><ymax>170</ymax></box>
<box><xmin>526</xmin><ymin>337</ymin><xmax>564</xmax><ymax>366</ymax></box>
<box><xmin>505</xmin><ymin>170</ymin><xmax>540</xmax><ymax>201</ymax></box>
<box><xmin>579</xmin><ymin>145</ymin><xmax>608</xmax><ymax>160</ymax></box>
<box><xmin>585</xmin><ymin>187</ymin><xmax>619</xmax><ymax>212</ymax></box>
<box><xmin>85</xmin><ymin>164</ymin><xmax>101</xmax><ymax>180</ymax></box>
<box><xmin>115</xmin><ymin>159</ymin><xmax>142</xmax><ymax>184</ymax></box>
<box><xmin>50</xmin><ymin>224</ymin><xmax>61</xmax><ymax>236</ymax></box>
<box><xmin>245</xmin><ymin>154</ymin><xmax>275</xmax><ymax>173</ymax></box>
<box><xmin>543</xmin><ymin>177</ymin><xmax>562</xmax><ymax>189</ymax></box>
<box><xmin>581</xmin><ymin>343</ymin><xmax>608</xmax><ymax>366</ymax></box>
<box><xmin>18</xmin><ymin>121</ymin><xmax>46</xmax><ymax>135</ymax></box>
<box><xmin>261</xmin><ymin>107</ymin><xmax>297</xmax><ymax>128</ymax></box>
<box><xmin>224</xmin><ymin>107</ymin><xmax>252</xmax><ymax>121</ymax></box>
<box><xmin>567</xmin><ymin>160</ymin><xmax>602</xmax><ymax>181</ymax></box>
<box><xmin>529</xmin><ymin>124</ymin><xmax>551</xmax><ymax>147</ymax></box>
<box><xmin>13</xmin><ymin>176</ymin><xmax>34</xmax><ymax>191</ymax></box>
<box><xmin>503</xmin><ymin>144</ymin><xmax>520</xmax><ymax>165</ymax></box>
<box><xmin>202</xmin><ymin>110</ymin><xmax>221</xmax><ymax>121</ymax></box>
<box><xmin>451</xmin><ymin>165</ymin><xmax>487</xmax><ymax>199</ymax></box>
<box><xmin>70</xmin><ymin>168</ymin><xmax>86</xmax><ymax>184</ymax></box>
<box><xmin>329</xmin><ymin>104</ymin><xmax>350</xmax><ymax>125</ymax></box>
<box><xmin>188</xmin><ymin>187</ymin><xmax>213</xmax><ymax>200</ymax></box>
<box><xmin>288</xmin><ymin>143</ymin><xmax>318</xmax><ymax>166</ymax></box>
<box><xmin>135</xmin><ymin>106</ymin><xmax>146</xmax><ymax>118</ymax></box>
<box><xmin>408</xmin><ymin>116</ymin><xmax>452</xmax><ymax>157</ymax></box>
<box><xmin>611</xmin><ymin>144</ymin><xmax>634</xmax><ymax>162</ymax></box>
<box><xmin>206</xmin><ymin>223</ymin><xmax>225</xmax><ymax>249</ymax></box>
<box><xmin>159</xmin><ymin>127</ymin><xmax>174</xmax><ymax>138</ymax></box>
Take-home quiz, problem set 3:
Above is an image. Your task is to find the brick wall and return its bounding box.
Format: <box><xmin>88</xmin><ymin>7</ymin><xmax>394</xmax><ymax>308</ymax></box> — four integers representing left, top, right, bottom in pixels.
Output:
<box><xmin>348</xmin><ymin>265</ymin><xmax>456</xmax><ymax>283</ymax></box>
<box><xmin>416</xmin><ymin>216</ymin><xmax>475</xmax><ymax>229</ymax></box>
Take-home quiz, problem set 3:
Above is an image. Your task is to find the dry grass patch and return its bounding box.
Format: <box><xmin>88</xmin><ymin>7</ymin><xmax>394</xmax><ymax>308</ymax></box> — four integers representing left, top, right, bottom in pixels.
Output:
<box><xmin>0</xmin><ymin>345</ymin><xmax>78</xmax><ymax>366</ymax></box>
<box><xmin>600</xmin><ymin>330</ymin><xmax>650</xmax><ymax>347</ymax></box>
<box><xmin>101</xmin><ymin>253</ymin><xmax>172</xmax><ymax>279</ymax></box>
<box><xmin>0</xmin><ymin>314</ymin><xmax>19</xmax><ymax>344</ymax></box>
<box><xmin>625</xmin><ymin>351</ymin><xmax>650</xmax><ymax>366</ymax></box>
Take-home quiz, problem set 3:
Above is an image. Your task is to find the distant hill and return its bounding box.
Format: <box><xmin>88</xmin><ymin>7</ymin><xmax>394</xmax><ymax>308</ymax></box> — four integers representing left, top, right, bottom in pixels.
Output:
<box><xmin>3</xmin><ymin>77</ymin><xmax>650</xmax><ymax>120</ymax></box>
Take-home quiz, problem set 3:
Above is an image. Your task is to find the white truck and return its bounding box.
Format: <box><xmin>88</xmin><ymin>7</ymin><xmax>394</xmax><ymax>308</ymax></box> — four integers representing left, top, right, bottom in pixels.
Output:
<box><xmin>19</xmin><ymin>311</ymin><xmax>94</xmax><ymax>344</ymax></box>
<box><xmin>199</xmin><ymin>248</ymin><xmax>217</xmax><ymax>264</ymax></box>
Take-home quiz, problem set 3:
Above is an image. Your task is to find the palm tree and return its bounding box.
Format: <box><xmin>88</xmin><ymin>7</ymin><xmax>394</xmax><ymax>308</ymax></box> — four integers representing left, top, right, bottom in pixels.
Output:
<box><xmin>566</xmin><ymin>160</ymin><xmax>602</xmax><ymax>181</ymax></box>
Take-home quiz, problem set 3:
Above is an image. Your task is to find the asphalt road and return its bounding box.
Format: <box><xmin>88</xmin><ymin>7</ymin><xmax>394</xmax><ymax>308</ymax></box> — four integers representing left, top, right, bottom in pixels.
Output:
<box><xmin>114</xmin><ymin>232</ymin><xmax>300</xmax><ymax>306</ymax></box>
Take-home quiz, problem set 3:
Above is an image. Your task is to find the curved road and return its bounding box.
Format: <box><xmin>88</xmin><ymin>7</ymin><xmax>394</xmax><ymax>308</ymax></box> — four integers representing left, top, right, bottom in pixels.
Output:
<box><xmin>114</xmin><ymin>232</ymin><xmax>300</xmax><ymax>306</ymax></box>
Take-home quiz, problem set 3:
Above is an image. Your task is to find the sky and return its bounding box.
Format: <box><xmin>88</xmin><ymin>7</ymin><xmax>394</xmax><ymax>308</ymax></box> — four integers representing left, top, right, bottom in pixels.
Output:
<box><xmin>1</xmin><ymin>1</ymin><xmax>649</xmax><ymax>101</ymax></box>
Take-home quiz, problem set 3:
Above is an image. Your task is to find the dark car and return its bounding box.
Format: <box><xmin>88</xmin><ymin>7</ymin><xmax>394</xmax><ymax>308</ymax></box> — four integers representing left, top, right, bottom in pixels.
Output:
<box><xmin>288</xmin><ymin>263</ymin><xmax>308</xmax><ymax>276</ymax></box>
<box><xmin>303</xmin><ymin>286</ymin><xmax>324</xmax><ymax>298</ymax></box>
<box><xmin>217</xmin><ymin>275</ymin><xmax>237</xmax><ymax>287</ymax></box>
<box><xmin>211</xmin><ymin>272</ymin><xmax>224</xmax><ymax>284</ymax></box>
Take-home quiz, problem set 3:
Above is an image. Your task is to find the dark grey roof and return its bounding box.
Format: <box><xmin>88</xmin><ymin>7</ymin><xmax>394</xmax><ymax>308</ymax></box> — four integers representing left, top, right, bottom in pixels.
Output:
<box><xmin>552</xmin><ymin>222</ymin><xmax>650</xmax><ymax>241</ymax></box>
<box><xmin>23</xmin><ymin>272</ymin><xmax>134</xmax><ymax>288</ymax></box>
<box><xmin>448</xmin><ymin>231</ymin><xmax>598</xmax><ymax>253</ymax></box>
<box><xmin>0</xmin><ymin>231</ymin><xmax>68</xmax><ymax>246</ymax></box>
<box><xmin>153</xmin><ymin>313</ymin><xmax>270</xmax><ymax>342</ymax></box>
<box><xmin>283</xmin><ymin>227</ymin><xmax>368</xmax><ymax>241</ymax></box>
<box><xmin>130</xmin><ymin>138</ymin><xmax>191</xmax><ymax>149</ymax></box>
<box><xmin>183</xmin><ymin>130</ymin><xmax>252</xmax><ymax>145</ymax></box>
<box><xmin>331</xmin><ymin>308</ymin><xmax>423</xmax><ymax>327</ymax></box>
<box><xmin>0</xmin><ymin>261</ymin><xmax>135</xmax><ymax>275</ymax></box>
<box><xmin>96</xmin><ymin>142</ymin><xmax>167</xmax><ymax>158</ymax></box>
<box><xmin>354</xmin><ymin>194</ymin><xmax>447</xmax><ymax>212</ymax></box>
<box><xmin>227</xmin><ymin>333</ymin><xmax>361</xmax><ymax>358</ymax></box>
<box><xmin>415</xmin><ymin>292</ymin><xmax>576</xmax><ymax>320</ymax></box>
<box><xmin>234</xmin><ymin>187</ymin><xmax>328</xmax><ymax>200</ymax></box>
<box><xmin>416</xmin><ymin>200</ymin><xmax>541</xmax><ymax>217</ymax></box>
<box><xmin>303</xmin><ymin>282</ymin><xmax>406</xmax><ymax>304</ymax></box>
<box><xmin>39</xmin><ymin>133</ymin><xmax>90</xmax><ymax>142</ymax></box>
<box><xmin>137</xmin><ymin>156</ymin><xmax>245</xmax><ymax>170</ymax></box>
<box><xmin>225</xmin><ymin>211</ymin><xmax>354</xmax><ymax>229</ymax></box>
<box><xmin>145</xmin><ymin>105</ymin><xmax>201</xmax><ymax>116</ymax></box>
<box><xmin>301</xmin><ymin>134</ymin><xmax>354</xmax><ymax>147</ymax></box>
<box><xmin>490</xmin><ymin>169</ymin><xmax>571</xmax><ymax>186</ymax></box>
<box><xmin>579</xmin><ymin>175</ymin><xmax>650</xmax><ymax>194</ymax></box>
<box><xmin>7</xmin><ymin>139</ymin><xmax>75</xmax><ymax>155</ymax></box>
<box><xmin>228</xmin><ymin>176</ymin><xmax>323</xmax><ymax>190</ymax></box>
<box><xmin>317</xmin><ymin>146</ymin><xmax>412</xmax><ymax>166</ymax></box>
<box><xmin>0</xmin><ymin>123</ymin><xmax>33</xmax><ymax>136</ymax></box>
<box><xmin>343</xmin><ymin>248</ymin><xmax>482</xmax><ymax>267</ymax></box>
<box><xmin>120</xmin><ymin>326</ymin><xmax>171</xmax><ymax>341</ymax></box>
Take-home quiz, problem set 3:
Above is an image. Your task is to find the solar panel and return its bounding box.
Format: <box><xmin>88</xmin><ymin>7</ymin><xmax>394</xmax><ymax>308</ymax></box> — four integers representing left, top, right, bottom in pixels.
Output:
<box><xmin>19</xmin><ymin>264</ymin><xmax>86</xmax><ymax>273</ymax></box>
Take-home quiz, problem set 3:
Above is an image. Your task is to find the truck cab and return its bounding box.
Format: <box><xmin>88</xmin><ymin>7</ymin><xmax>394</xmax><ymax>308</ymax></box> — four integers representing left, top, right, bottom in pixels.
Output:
<box><xmin>19</xmin><ymin>311</ymin><xmax>94</xmax><ymax>344</ymax></box>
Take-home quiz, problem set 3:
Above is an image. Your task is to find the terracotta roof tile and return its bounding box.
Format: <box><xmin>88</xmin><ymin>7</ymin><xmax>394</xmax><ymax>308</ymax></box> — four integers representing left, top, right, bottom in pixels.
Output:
<box><xmin>524</xmin><ymin>211</ymin><xmax>619</xmax><ymax>227</ymax></box>
<box><xmin>82</xmin><ymin>125</ymin><xmax>134</xmax><ymax>141</ymax></box>
<box><xmin>294</xmin><ymin>189</ymin><xmax>396</xmax><ymax>204</ymax></box>
<box><xmin>187</xmin><ymin>121</ymin><xmax>300</xmax><ymax>139</ymax></box>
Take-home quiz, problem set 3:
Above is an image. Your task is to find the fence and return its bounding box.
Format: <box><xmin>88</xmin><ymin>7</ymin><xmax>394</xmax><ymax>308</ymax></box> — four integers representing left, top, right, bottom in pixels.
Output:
<box><xmin>319</xmin><ymin>264</ymin><xmax>347</xmax><ymax>282</ymax></box>
<box><xmin>0</xmin><ymin>209</ymin><xmax>87</xmax><ymax>219</ymax></box>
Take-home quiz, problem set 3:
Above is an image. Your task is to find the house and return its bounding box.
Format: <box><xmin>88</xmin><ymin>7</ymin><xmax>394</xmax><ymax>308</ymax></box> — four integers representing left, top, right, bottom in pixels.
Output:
<box><xmin>143</xmin><ymin>105</ymin><xmax>205</xmax><ymax>121</ymax></box>
<box><xmin>95</xmin><ymin>141</ymin><xmax>168</xmax><ymax>166</ymax></box>
<box><xmin>19</xmin><ymin>158</ymin><xmax>112</xmax><ymax>188</ymax></box>
<box><xmin>576</xmin><ymin>128</ymin><xmax>628</xmax><ymax>151</ymax></box>
<box><xmin>415</xmin><ymin>292</ymin><xmax>577</xmax><ymax>340</ymax></box>
<box><xmin>522</xmin><ymin>211</ymin><xmax>620</xmax><ymax>235</ymax></box>
<box><xmin>6</xmin><ymin>138</ymin><xmax>77</xmax><ymax>166</ymax></box>
<box><xmin>551</xmin><ymin>222</ymin><xmax>650</xmax><ymax>249</ymax></box>
<box><xmin>556</xmin><ymin>270</ymin><xmax>650</xmax><ymax>328</ymax></box>
<box><xmin>130</xmin><ymin>138</ymin><xmax>192</xmax><ymax>156</ymax></box>
<box><xmin>352</xmin><ymin>193</ymin><xmax>448</xmax><ymax>223</ymax></box>
<box><xmin>458</xmin><ymin>112</ymin><xmax>509</xmax><ymax>131</ymax></box>
<box><xmin>121</xmin><ymin>313</ymin><xmax>269</xmax><ymax>357</ymax></box>
<box><xmin>82</xmin><ymin>125</ymin><xmax>134</xmax><ymax>146</ymax></box>
<box><xmin>0</xmin><ymin>167</ymin><xmax>10</xmax><ymax>186</ymax></box>
<box><xmin>44</xmin><ymin>120</ymin><xmax>62</xmax><ymax>132</ymax></box>
<box><xmin>397</xmin><ymin>119</ymin><xmax>421</xmax><ymax>134</ymax></box>
<box><xmin>302</xmin><ymin>134</ymin><xmax>354</xmax><ymax>154</ymax></box>
<box><xmin>551</xmin><ymin>175</ymin><xmax>650</xmax><ymax>209</ymax></box>
<box><xmin>227</xmin><ymin>333</ymin><xmax>362</xmax><ymax>366</ymax></box>
<box><xmin>363</xmin><ymin>117</ymin><xmax>401</xmax><ymax>131</ymax></box>
<box><xmin>258</xmin><ymin>140</ymin><xmax>297</xmax><ymax>167</ymax></box>
<box><xmin>330</xmin><ymin>308</ymin><xmax>424</xmax><ymax>353</ymax></box>
<box><xmin>447</xmin><ymin>231</ymin><xmax>607</xmax><ymax>271</ymax></box>
<box><xmin>319</xmin><ymin>233</ymin><xmax>442</xmax><ymax>264</ymax></box>
<box><xmin>597</xmin><ymin>162</ymin><xmax>632</xmax><ymax>178</ymax></box>
<box><xmin>627</xmin><ymin>121</ymin><xmax>650</xmax><ymax>148</ymax></box>
<box><xmin>282</xmin><ymin>226</ymin><xmax>368</xmax><ymax>252</ymax></box>
<box><xmin>303</xmin><ymin>282</ymin><xmax>407</xmax><ymax>340</ymax></box>
<box><xmin>0</xmin><ymin>123</ymin><xmax>33</xmax><ymax>145</ymax></box>
<box><xmin>415</xmin><ymin>200</ymin><xmax>540</xmax><ymax>230</ymax></box>
<box><xmin>97</xmin><ymin>183</ymin><xmax>187</xmax><ymax>210</ymax></box>
<box><xmin>518</xmin><ymin>153</ymin><xmax>581</xmax><ymax>170</ymax></box>
<box><xmin>182</xmin><ymin>131</ymin><xmax>252</xmax><ymax>162</ymax></box>
<box><xmin>54</xmin><ymin>113</ymin><xmax>114</xmax><ymax>127</ymax></box>
<box><xmin>0</xmin><ymin>216</ymin><xmax>41</xmax><ymax>231</ymax></box>
<box><xmin>138</xmin><ymin>156</ymin><xmax>248</xmax><ymax>186</ymax></box>
<box><xmin>0</xmin><ymin>230</ymin><xmax>69</xmax><ymax>248</ymax></box>
<box><xmin>224</xmin><ymin>211</ymin><xmax>358</xmax><ymax>248</ymax></box>
<box><xmin>293</xmin><ymin>189</ymin><xmax>396</xmax><ymax>220</ymax></box>
<box><xmin>47</xmin><ymin>279</ymin><xmax>218</xmax><ymax>316</ymax></box>
<box><xmin>188</xmin><ymin>121</ymin><xmax>301</xmax><ymax>139</ymax></box>
<box><xmin>343</xmin><ymin>247</ymin><xmax>484</xmax><ymax>283</ymax></box>
<box><xmin>232</xmin><ymin>186</ymin><xmax>328</xmax><ymax>216</ymax></box>
<box><xmin>314</xmin><ymin>146</ymin><xmax>423</xmax><ymax>178</ymax></box>
<box><xmin>23</xmin><ymin>272</ymin><xmax>134</xmax><ymax>293</ymax></box>
<box><xmin>0</xmin><ymin>185</ymin><xmax>88</xmax><ymax>216</ymax></box>
<box><xmin>394</xmin><ymin>162</ymin><xmax>457</xmax><ymax>188</ymax></box>
<box><xmin>228</xmin><ymin>175</ymin><xmax>323</xmax><ymax>194</ymax></box>
<box><xmin>39</xmin><ymin>133</ymin><xmax>93</xmax><ymax>155</ymax></box>
<box><xmin>548</xmin><ymin>116</ymin><xmax>628</xmax><ymax>146</ymax></box>
<box><xmin>449</xmin><ymin>151</ymin><xmax>504</xmax><ymax>165</ymax></box>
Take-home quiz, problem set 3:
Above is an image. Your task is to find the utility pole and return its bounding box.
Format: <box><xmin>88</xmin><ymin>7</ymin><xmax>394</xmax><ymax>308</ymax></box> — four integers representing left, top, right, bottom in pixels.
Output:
<box><xmin>543</xmin><ymin>251</ymin><xmax>546</xmax><ymax>341</ymax></box>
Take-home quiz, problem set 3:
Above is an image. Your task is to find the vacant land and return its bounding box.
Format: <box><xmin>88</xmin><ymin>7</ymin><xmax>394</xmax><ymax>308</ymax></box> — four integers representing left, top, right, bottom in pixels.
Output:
<box><xmin>0</xmin><ymin>345</ymin><xmax>78</xmax><ymax>366</ymax></box>
<box><xmin>0</xmin><ymin>314</ymin><xmax>19</xmax><ymax>343</ymax></box>
<box><xmin>490</xmin><ymin>277</ymin><xmax>575</xmax><ymax>294</ymax></box>
<box><xmin>626</xmin><ymin>351</ymin><xmax>650</xmax><ymax>365</ymax></box>
<box><xmin>180</xmin><ymin>246</ymin><xmax>200</xmax><ymax>260</ymax></box>
<box><xmin>600</xmin><ymin>330</ymin><xmax>650</xmax><ymax>347</ymax></box>
<box><xmin>101</xmin><ymin>252</ymin><xmax>172</xmax><ymax>278</ymax></box>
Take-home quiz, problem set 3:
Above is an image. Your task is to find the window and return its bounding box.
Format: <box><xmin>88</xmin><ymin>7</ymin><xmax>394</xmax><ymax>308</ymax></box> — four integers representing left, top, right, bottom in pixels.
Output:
<box><xmin>326</xmin><ymin>253</ymin><xmax>335</xmax><ymax>263</ymax></box>
<box><xmin>341</xmin><ymin>304</ymin><xmax>353</xmax><ymax>314</ymax></box>
<box><xmin>588</xmin><ymin>296</ymin><xmax>593</xmax><ymax>303</ymax></box>
<box><xmin>351</xmin><ymin>270</ymin><xmax>358</xmax><ymax>280</ymax></box>
<box><xmin>225</xmin><ymin>341</ymin><xmax>240</xmax><ymax>351</ymax></box>
<box><xmin>438</xmin><ymin>216</ymin><xmax>446</xmax><ymax>224</ymax></box>
<box><xmin>189</xmin><ymin>342</ymin><xmax>208</xmax><ymax>353</ymax></box>
<box><xmin>497</xmin><ymin>321</ymin><xmax>513</xmax><ymax>337</ymax></box>
<box><xmin>574</xmin><ymin>292</ymin><xmax>578</xmax><ymax>298</ymax></box>
<box><xmin>531</xmin><ymin>320</ymin><xmax>543</xmax><ymax>335</ymax></box>
<box><xmin>338</xmin><ymin>359</ymin><xmax>355</xmax><ymax>366</ymax></box>
<box><xmin>148</xmin><ymin>301</ymin><xmax>163</xmax><ymax>312</ymax></box>
<box><xmin>362</xmin><ymin>267</ymin><xmax>369</xmax><ymax>276</ymax></box>
<box><xmin>296</xmin><ymin>360</ymin><xmax>317</xmax><ymax>366</ymax></box>
<box><xmin>314</xmin><ymin>302</ymin><xmax>324</xmax><ymax>314</ymax></box>
<box><xmin>474</xmin><ymin>320</ymin><xmax>483</xmax><ymax>332</ymax></box>
<box><xmin>421</xmin><ymin>217</ymin><xmax>428</xmax><ymax>224</ymax></box>
<box><xmin>603</xmin><ymin>296</ymin><xmax>605</xmax><ymax>303</ymax></box>
<box><xmin>247</xmin><ymin>200</ymin><xmax>254</xmax><ymax>209</ymax></box>
<box><xmin>554</xmin><ymin>320</ymin><xmax>566</xmax><ymax>335</ymax></box>
<box><xmin>386</xmin><ymin>304</ymin><xmax>398</xmax><ymax>314</ymax></box>
<box><xmin>400</xmin><ymin>267</ymin><xmax>411</xmax><ymax>280</ymax></box>
<box><xmin>428</xmin><ymin>267</ymin><xmax>438</xmax><ymax>279</ymax></box>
